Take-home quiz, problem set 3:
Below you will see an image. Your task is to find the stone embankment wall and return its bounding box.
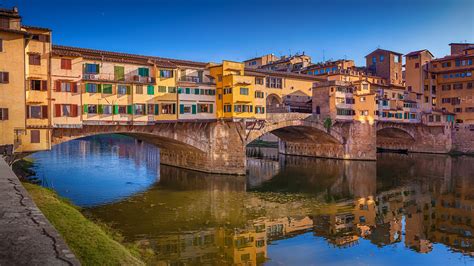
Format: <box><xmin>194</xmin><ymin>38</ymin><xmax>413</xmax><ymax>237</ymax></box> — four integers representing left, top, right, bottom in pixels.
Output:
<box><xmin>452</xmin><ymin>125</ymin><xmax>474</xmax><ymax>154</ymax></box>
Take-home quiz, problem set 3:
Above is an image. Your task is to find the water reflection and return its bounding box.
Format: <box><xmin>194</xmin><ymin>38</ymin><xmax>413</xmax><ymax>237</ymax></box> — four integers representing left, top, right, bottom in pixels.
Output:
<box><xmin>30</xmin><ymin>136</ymin><xmax>474</xmax><ymax>265</ymax></box>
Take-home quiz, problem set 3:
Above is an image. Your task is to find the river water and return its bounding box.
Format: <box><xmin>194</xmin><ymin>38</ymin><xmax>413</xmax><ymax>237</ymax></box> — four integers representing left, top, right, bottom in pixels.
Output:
<box><xmin>29</xmin><ymin>135</ymin><xmax>474</xmax><ymax>265</ymax></box>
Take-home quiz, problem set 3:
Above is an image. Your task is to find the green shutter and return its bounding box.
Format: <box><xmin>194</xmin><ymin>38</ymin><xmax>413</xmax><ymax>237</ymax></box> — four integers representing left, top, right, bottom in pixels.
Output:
<box><xmin>154</xmin><ymin>104</ymin><xmax>159</xmax><ymax>115</ymax></box>
<box><xmin>179</xmin><ymin>104</ymin><xmax>184</xmax><ymax>114</ymax></box>
<box><xmin>192</xmin><ymin>105</ymin><xmax>196</xmax><ymax>114</ymax></box>
<box><xmin>98</xmin><ymin>104</ymin><xmax>103</xmax><ymax>114</ymax></box>
<box><xmin>97</xmin><ymin>84</ymin><xmax>102</xmax><ymax>93</ymax></box>
<box><xmin>113</xmin><ymin>105</ymin><xmax>119</xmax><ymax>114</ymax></box>
<box><xmin>102</xmin><ymin>84</ymin><xmax>112</xmax><ymax>94</ymax></box>
<box><xmin>185</xmin><ymin>88</ymin><xmax>190</xmax><ymax>94</ymax></box>
<box><xmin>159</xmin><ymin>70</ymin><xmax>164</xmax><ymax>77</ymax></box>
<box><xmin>178</xmin><ymin>87</ymin><xmax>182</xmax><ymax>94</ymax></box>
<box><xmin>194</xmin><ymin>88</ymin><xmax>199</xmax><ymax>95</ymax></box>
<box><xmin>147</xmin><ymin>85</ymin><xmax>154</xmax><ymax>95</ymax></box>
<box><xmin>83</xmin><ymin>104</ymin><xmax>88</xmax><ymax>114</ymax></box>
<box><xmin>127</xmin><ymin>105</ymin><xmax>132</xmax><ymax>114</ymax></box>
<box><xmin>210</xmin><ymin>104</ymin><xmax>213</xmax><ymax>113</ymax></box>
<box><xmin>126</xmin><ymin>86</ymin><xmax>131</xmax><ymax>95</ymax></box>
<box><xmin>85</xmin><ymin>83</ymin><xmax>90</xmax><ymax>93</ymax></box>
<box><xmin>114</xmin><ymin>66</ymin><xmax>124</xmax><ymax>81</ymax></box>
<box><xmin>95</xmin><ymin>64</ymin><xmax>100</xmax><ymax>74</ymax></box>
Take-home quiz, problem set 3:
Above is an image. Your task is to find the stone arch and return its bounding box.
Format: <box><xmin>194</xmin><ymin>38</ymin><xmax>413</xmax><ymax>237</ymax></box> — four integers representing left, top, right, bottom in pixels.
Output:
<box><xmin>51</xmin><ymin>124</ymin><xmax>210</xmax><ymax>153</ymax></box>
<box><xmin>376</xmin><ymin>123</ymin><xmax>416</xmax><ymax>140</ymax></box>
<box><xmin>266</xmin><ymin>93</ymin><xmax>283</xmax><ymax>109</ymax></box>
<box><xmin>246</xmin><ymin>118</ymin><xmax>345</xmax><ymax>145</ymax></box>
<box><xmin>376</xmin><ymin>126</ymin><xmax>416</xmax><ymax>151</ymax></box>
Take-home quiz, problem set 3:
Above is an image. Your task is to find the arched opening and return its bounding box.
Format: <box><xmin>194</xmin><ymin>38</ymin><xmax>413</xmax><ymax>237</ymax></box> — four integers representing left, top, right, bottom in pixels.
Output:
<box><xmin>266</xmin><ymin>94</ymin><xmax>283</xmax><ymax>113</ymax></box>
<box><xmin>376</xmin><ymin>127</ymin><xmax>415</xmax><ymax>152</ymax></box>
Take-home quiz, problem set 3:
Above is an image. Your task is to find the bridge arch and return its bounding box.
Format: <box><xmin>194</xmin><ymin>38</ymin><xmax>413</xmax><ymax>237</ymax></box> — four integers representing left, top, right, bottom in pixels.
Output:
<box><xmin>376</xmin><ymin>123</ymin><xmax>416</xmax><ymax>151</ymax></box>
<box><xmin>246</xmin><ymin>115</ymin><xmax>345</xmax><ymax>146</ymax></box>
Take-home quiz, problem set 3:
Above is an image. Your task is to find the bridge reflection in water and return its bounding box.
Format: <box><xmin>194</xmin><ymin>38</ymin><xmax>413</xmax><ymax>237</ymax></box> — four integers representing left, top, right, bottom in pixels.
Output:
<box><xmin>30</xmin><ymin>135</ymin><xmax>474</xmax><ymax>265</ymax></box>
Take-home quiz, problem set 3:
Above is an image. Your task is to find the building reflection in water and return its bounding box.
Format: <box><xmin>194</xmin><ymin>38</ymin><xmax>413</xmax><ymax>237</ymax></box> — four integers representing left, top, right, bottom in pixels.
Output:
<box><xmin>86</xmin><ymin>145</ymin><xmax>474</xmax><ymax>265</ymax></box>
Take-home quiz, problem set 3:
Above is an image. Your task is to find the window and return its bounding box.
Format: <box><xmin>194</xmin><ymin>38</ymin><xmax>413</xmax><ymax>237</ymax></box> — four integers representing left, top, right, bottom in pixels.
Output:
<box><xmin>255</xmin><ymin>77</ymin><xmax>264</xmax><ymax>85</ymax></box>
<box><xmin>453</xmin><ymin>83</ymin><xmax>463</xmax><ymax>90</ymax></box>
<box><xmin>30</xmin><ymin>80</ymin><xmax>47</xmax><ymax>91</ymax></box>
<box><xmin>255</xmin><ymin>91</ymin><xmax>264</xmax><ymax>98</ymax></box>
<box><xmin>224</xmin><ymin>88</ymin><xmax>232</xmax><ymax>94</ymax></box>
<box><xmin>147</xmin><ymin>104</ymin><xmax>155</xmax><ymax>115</ymax></box>
<box><xmin>87</xmin><ymin>104</ymin><xmax>97</xmax><ymax>114</ymax></box>
<box><xmin>30</xmin><ymin>130</ymin><xmax>40</xmax><ymax>144</ymax></box>
<box><xmin>394</xmin><ymin>56</ymin><xmax>400</xmax><ymax>63</ymax></box>
<box><xmin>85</xmin><ymin>83</ymin><xmax>98</xmax><ymax>93</ymax></box>
<box><xmin>380</xmin><ymin>55</ymin><xmax>384</xmax><ymax>62</ymax></box>
<box><xmin>117</xmin><ymin>85</ymin><xmax>128</xmax><ymax>95</ymax></box>
<box><xmin>266</xmin><ymin>77</ymin><xmax>282</xmax><ymax>88</ymax></box>
<box><xmin>114</xmin><ymin>66</ymin><xmax>125</xmax><ymax>81</ymax></box>
<box><xmin>441</xmin><ymin>84</ymin><xmax>451</xmax><ymax>91</ymax></box>
<box><xmin>441</xmin><ymin>62</ymin><xmax>451</xmax><ymax>68</ymax></box>
<box><xmin>159</xmin><ymin>69</ymin><xmax>173</xmax><ymax>78</ymax></box>
<box><xmin>61</xmin><ymin>59</ymin><xmax>72</xmax><ymax>70</ymax></box>
<box><xmin>29</xmin><ymin>54</ymin><xmax>41</xmax><ymax>65</ymax></box>
<box><xmin>179</xmin><ymin>104</ymin><xmax>194</xmax><ymax>114</ymax></box>
<box><xmin>54</xmin><ymin>104</ymin><xmax>78</xmax><ymax>117</ymax></box>
<box><xmin>161</xmin><ymin>103</ymin><xmax>175</xmax><ymax>114</ymax></box>
<box><xmin>336</xmin><ymin>108</ymin><xmax>355</xmax><ymax>116</ymax></box>
<box><xmin>28</xmin><ymin>105</ymin><xmax>47</xmax><ymax>118</ymax></box>
<box><xmin>224</xmin><ymin>104</ymin><xmax>232</xmax><ymax>112</ymax></box>
<box><xmin>194</xmin><ymin>88</ymin><xmax>200</xmax><ymax>95</ymax></box>
<box><xmin>31</xmin><ymin>34</ymin><xmax>50</xmax><ymax>42</ymax></box>
<box><xmin>0</xmin><ymin>18</ymin><xmax>9</xmax><ymax>29</ymax></box>
<box><xmin>84</xmin><ymin>63</ymin><xmax>99</xmax><ymax>74</ymax></box>
<box><xmin>360</xmin><ymin>110</ymin><xmax>368</xmax><ymax>116</ymax></box>
<box><xmin>147</xmin><ymin>85</ymin><xmax>154</xmax><ymax>95</ymax></box>
<box><xmin>134</xmin><ymin>104</ymin><xmax>146</xmax><ymax>115</ymax></box>
<box><xmin>0</xmin><ymin>39</ymin><xmax>3</xmax><ymax>52</ymax></box>
<box><xmin>138</xmin><ymin>67</ymin><xmax>149</xmax><ymax>77</ymax></box>
<box><xmin>217</xmin><ymin>75</ymin><xmax>222</xmax><ymax>82</ymax></box>
<box><xmin>0</xmin><ymin>72</ymin><xmax>8</xmax><ymax>83</ymax></box>
<box><xmin>240</xmin><ymin>87</ymin><xmax>249</xmax><ymax>95</ymax></box>
<box><xmin>415</xmin><ymin>63</ymin><xmax>419</xmax><ymax>68</ymax></box>
<box><xmin>197</xmin><ymin>104</ymin><xmax>213</xmax><ymax>113</ymax></box>
<box><xmin>101</xmin><ymin>105</ymin><xmax>112</xmax><ymax>115</ymax></box>
<box><xmin>360</xmin><ymin>97</ymin><xmax>366</xmax><ymax>102</ymax></box>
<box><xmin>0</xmin><ymin>108</ymin><xmax>8</xmax><ymax>120</ymax></box>
<box><xmin>168</xmin><ymin>86</ymin><xmax>176</xmax><ymax>93</ymax></box>
<box><xmin>135</xmin><ymin>85</ymin><xmax>143</xmax><ymax>94</ymax></box>
<box><xmin>158</xmin><ymin>86</ymin><xmax>167</xmax><ymax>93</ymax></box>
<box><xmin>60</xmin><ymin>82</ymin><xmax>71</xmax><ymax>92</ymax></box>
<box><xmin>468</xmin><ymin>83</ymin><xmax>473</xmax><ymax>89</ymax></box>
<box><xmin>102</xmin><ymin>84</ymin><xmax>113</xmax><ymax>94</ymax></box>
<box><xmin>255</xmin><ymin>106</ymin><xmax>265</xmax><ymax>114</ymax></box>
<box><xmin>62</xmin><ymin>104</ymin><xmax>71</xmax><ymax>116</ymax></box>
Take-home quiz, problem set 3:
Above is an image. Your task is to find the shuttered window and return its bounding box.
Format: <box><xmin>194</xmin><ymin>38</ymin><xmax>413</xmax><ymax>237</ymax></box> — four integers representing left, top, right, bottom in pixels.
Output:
<box><xmin>30</xmin><ymin>130</ymin><xmax>40</xmax><ymax>144</ymax></box>
<box><xmin>0</xmin><ymin>39</ymin><xmax>3</xmax><ymax>52</ymax></box>
<box><xmin>147</xmin><ymin>85</ymin><xmax>154</xmax><ymax>95</ymax></box>
<box><xmin>194</xmin><ymin>88</ymin><xmax>200</xmax><ymax>95</ymax></box>
<box><xmin>102</xmin><ymin>84</ymin><xmax>113</xmax><ymax>94</ymax></box>
<box><xmin>61</xmin><ymin>59</ymin><xmax>72</xmax><ymax>70</ymax></box>
<box><xmin>168</xmin><ymin>86</ymin><xmax>176</xmax><ymax>93</ymax></box>
<box><xmin>0</xmin><ymin>108</ymin><xmax>8</xmax><ymax>120</ymax></box>
<box><xmin>84</xmin><ymin>63</ymin><xmax>99</xmax><ymax>74</ymax></box>
<box><xmin>117</xmin><ymin>85</ymin><xmax>127</xmax><ymax>95</ymax></box>
<box><xmin>29</xmin><ymin>54</ymin><xmax>41</xmax><ymax>65</ymax></box>
<box><xmin>114</xmin><ymin>66</ymin><xmax>125</xmax><ymax>81</ymax></box>
<box><xmin>154</xmin><ymin>104</ymin><xmax>159</xmax><ymax>115</ymax></box>
<box><xmin>0</xmin><ymin>72</ymin><xmax>8</xmax><ymax>83</ymax></box>
<box><xmin>138</xmin><ymin>67</ymin><xmax>149</xmax><ymax>77</ymax></box>
<box><xmin>158</xmin><ymin>86</ymin><xmax>166</xmax><ymax>93</ymax></box>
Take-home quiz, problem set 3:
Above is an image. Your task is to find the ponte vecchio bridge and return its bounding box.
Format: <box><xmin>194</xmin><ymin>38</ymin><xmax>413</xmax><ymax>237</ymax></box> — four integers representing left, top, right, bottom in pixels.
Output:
<box><xmin>50</xmin><ymin>113</ymin><xmax>453</xmax><ymax>175</ymax></box>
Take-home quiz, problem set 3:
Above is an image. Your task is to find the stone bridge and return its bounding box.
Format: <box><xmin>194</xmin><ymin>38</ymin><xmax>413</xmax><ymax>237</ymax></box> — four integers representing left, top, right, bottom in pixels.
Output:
<box><xmin>50</xmin><ymin>114</ymin><xmax>454</xmax><ymax>175</ymax></box>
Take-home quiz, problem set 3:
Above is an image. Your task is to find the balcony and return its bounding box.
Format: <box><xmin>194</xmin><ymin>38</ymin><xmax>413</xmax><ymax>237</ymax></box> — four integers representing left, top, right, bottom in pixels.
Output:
<box><xmin>179</xmin><ymin>76</ymin><xmax>202</xmax><ymax>83</ymax></box>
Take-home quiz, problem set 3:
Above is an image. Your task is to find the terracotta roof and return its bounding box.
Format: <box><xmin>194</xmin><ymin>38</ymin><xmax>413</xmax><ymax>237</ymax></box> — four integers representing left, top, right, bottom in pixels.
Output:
<box><xmin>52</xmin><ymin>45</ymin><xmax>177</xmax><ymax>68</ymax></box>
<box><xmin>245</xmin><ymin>68</ymin><xmax>325</xmax><ymax>81</ymax></box>
<box><xmin>22</xmin><ymin>25</ymin><xmax>51</xmax><ymax>32</ymax></box>
<box><xmin>405</xmin><ymin>49</ymin><xmax>434</xmax><ymax>57</ymax></box>
<box><xmin>0</xmin><ymin>27</ymin><xmax>28</xmax><ymax>35</ymax></box>
<box><xmin>0</xmin><ymin>8</ymin><xmax>20</xmax><ymax>18</ymax></box>
<box><xmin>365</xmin><ymin>48</ymin><xmax>403</xmax><ymax>57</ymax></box>
<box><xmin>431</xmin><ymin>53</ymin><xmax>474</xmax><ymax>62</ymax></box>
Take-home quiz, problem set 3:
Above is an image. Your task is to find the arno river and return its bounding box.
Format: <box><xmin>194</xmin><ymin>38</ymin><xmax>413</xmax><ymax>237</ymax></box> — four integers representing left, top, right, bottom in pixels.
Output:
<box><xmin>29</xmin><ymin>135</ymin><xmax>474</xmax><ymax>265</ymax></box>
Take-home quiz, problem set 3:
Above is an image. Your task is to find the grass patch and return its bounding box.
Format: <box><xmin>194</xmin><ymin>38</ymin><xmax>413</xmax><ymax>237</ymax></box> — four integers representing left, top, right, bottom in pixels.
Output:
<box><xmin>22</xmin><ymin>182</ymin><xmax>144</xmax><ymax>266</ymax></box>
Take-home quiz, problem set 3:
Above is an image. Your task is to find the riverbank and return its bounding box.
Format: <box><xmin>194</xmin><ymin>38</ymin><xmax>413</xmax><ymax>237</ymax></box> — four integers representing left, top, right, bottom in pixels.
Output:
<box><xmin>13</xmin><ymin>159</ymin><xmax>145</xmax><ymax>266</ymax></box>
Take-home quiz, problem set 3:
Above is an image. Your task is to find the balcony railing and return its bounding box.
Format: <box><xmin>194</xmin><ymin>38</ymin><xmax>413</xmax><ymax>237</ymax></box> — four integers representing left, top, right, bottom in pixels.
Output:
<box><xmin>83</xmin><ymin>73</ymin><xmax>155</xmax><ymax>84</ymax></box>
<box><xmin>179</xmin><ymin>76</ymin><xmax>202</xmax><ymax>83</ymax></box>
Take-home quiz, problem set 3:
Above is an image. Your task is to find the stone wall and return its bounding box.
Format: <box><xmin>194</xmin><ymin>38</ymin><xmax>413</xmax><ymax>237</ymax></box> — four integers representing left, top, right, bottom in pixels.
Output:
<box><xmin>452</xmin><ymin>125</ymin><xmax>474</xmax><ymax>154</ymax></box>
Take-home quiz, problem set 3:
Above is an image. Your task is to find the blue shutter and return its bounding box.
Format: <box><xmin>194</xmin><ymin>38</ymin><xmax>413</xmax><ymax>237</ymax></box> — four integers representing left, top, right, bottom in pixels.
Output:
<box><xmin>179</xmin><ymin>104</ymin><xmax>184</xmax><ymax>114</ymax></box>
<box><xmin>192</xmin><ymin>105</ymin><xmax>196</xmax><ymax>114</ymax></box>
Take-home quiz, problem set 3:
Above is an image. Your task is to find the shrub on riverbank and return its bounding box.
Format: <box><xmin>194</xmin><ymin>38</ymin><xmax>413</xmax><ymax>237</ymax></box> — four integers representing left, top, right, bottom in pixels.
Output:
<box><xmin>22</xmin><ymin>183</ymin><xmax>144</xmax><ymax>266</ymax></box>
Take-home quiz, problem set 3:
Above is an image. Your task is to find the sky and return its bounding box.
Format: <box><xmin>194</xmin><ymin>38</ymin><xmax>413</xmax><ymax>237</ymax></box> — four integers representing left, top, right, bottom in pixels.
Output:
<box><xmin>2</xmin><ymin>0</ymin><xmax>473</xmax><ymax>66</ymax></box>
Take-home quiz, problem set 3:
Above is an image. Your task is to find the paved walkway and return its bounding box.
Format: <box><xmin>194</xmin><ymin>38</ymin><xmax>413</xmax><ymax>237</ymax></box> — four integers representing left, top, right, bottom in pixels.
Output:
<box><xmin>0</xmin><ymin>158</ymin><xmax>80</xmax><ymax>265</ymax></box>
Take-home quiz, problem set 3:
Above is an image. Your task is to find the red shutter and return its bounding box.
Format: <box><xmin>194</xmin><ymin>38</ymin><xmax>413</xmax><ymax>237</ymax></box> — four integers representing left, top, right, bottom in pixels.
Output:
<box><xmin>71</xmin><ymin>104</ymin><xmax>78</xmax><ymax>117</ymax></box>
<box><xmin>2</xmin><ymin>108</ymin><xmax>8</xmax><ymax>120</ymax></box>
<box><xmin>41</xmin><ymin>106</ymin><xmax>48</xmax><ymax>119</ymax></box>
<box><xmin>55</xmin><ymin>81</ymin><xmax>61</xmax><ymax>92</ymax></box>
<box><xmin>41</xmin><ymin>80</ymin><xmax>48</xmax><ymax>91</ymax></box>
<box><xmin>54</xmin><ymin>104</ymin><xmax>61</xmax><ymax>117</ymax></box>
<box><xmin>72</xmin><ymin>82</ymin><xmax>78</xmax><ymax>93</ymax></box>
<box><xmin>26</xmin><ymin>105</ymin><xmax>30</xmax><ymax>118</ymax></box>
<box><xmin>4</xmin><ymin>72</ymin><xmax>8</xmax><ymax>83</ymax></box>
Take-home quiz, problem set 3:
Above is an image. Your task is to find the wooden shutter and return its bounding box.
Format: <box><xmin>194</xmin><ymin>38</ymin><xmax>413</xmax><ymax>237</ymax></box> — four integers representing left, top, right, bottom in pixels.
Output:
<box><xmin>54</xmin><ymin>104</ymin><xmax>61</xmax><ymax>117</ymax></box>
<box><xmin>26</xmin><ymin>105</ymin><xmax>30</xmax><ymax>118</ymax></box>
<box><xmin>126</xmin><ymin>86</ymin><xmax>131</xmax><ymax>95</ymax></box>
<box><xmin>41</xmin><ymin>106</ymin><xmax>48</xmax><ymax>118</ymax></box>
<box><xmin>1</xmin><ymin>108</ymin><xmax>8</xmax><ymax>120</ymax></box>
<box><xmin>72</xmin><ymin>82</ymin><xmax>78</xmax><ymax>93</ymax></box>
<box><xmin>30</xmin><ymin>130</ymin><xmax>40</xmax><ymax>144</ymax></box>
<box><xmin>98</xmin><ymin>104</ymin><xmax>103</xmax><ymax>114</ymax></box>
<box><xmin>113</xmin><ymin>105</ymin><xmax>119</xmax><ymax>115</ymax></box>
<box><xmin>71</xmin><ymin>105</ymin><xmax>78</xmax><ymax>117</ymax></box>
<box><xmin>210</xmin><ymin>104</ymin><xmax>213</xmax><ymax>114</ymax></box>
<box><xmin>179</xmin><ymin>104</ymin><xmax>184</xmax><ymax>114</ymax></box>
<box><xmin>55</xmin><ymin>81</ymin><xmax>61</xmax><ymax>92</ymax></box>
<box><xmin>192</xmin><ymin>105</ymin><xmax>196</xmax><ymax>114</ymax></box>
<box><xmin>127</xmin><ymin>105</ymin><xmax>133</xmax><ymax>114</ymax></box>
<box><xmin>154</xmin><ymin>104</ymin><xmax>159</xmax><ymax>115</ymax></box>
<box><xmin>83</xmin><ymin>104</ymin><xmax>88</xmax><ymax>114</ymax></box>
<box><xmin>4</xmin><ymin>72</ymin><xmax>8</xmax><ymax>83</ymax></box>
<box><xmin>41</xmin><ymin>80</ymin><xmax>48</xmax><ymax>91</ymax></box>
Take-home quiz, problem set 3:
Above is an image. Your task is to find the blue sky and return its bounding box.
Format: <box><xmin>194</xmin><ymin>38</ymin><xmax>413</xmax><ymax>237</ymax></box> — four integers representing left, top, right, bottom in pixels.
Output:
<box><xmin>4</xmin><ymin>0</ymin><xmax>474</xmax><ymax>65</ymax></box>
